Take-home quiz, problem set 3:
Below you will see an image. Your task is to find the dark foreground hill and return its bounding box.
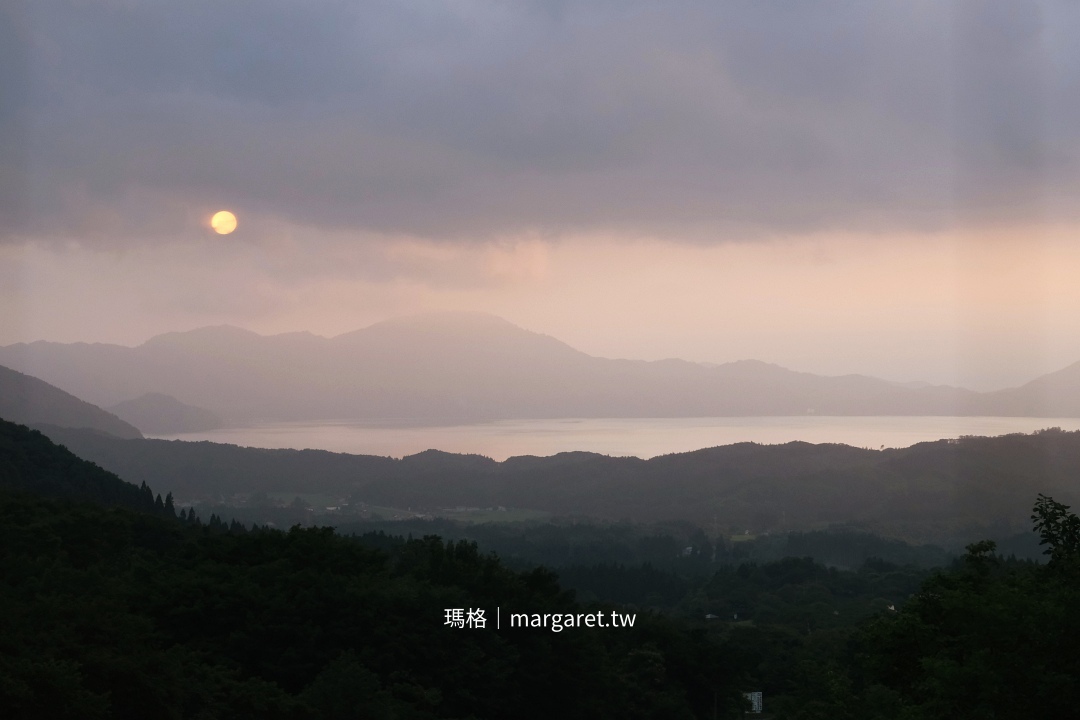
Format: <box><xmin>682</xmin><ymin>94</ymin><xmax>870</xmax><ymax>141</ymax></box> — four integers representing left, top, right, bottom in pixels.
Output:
<box><xmin>0</xmin><ymin>364</ymin><xmax>143</xmax><ymax>438</ymax></box>
<box><xmin>7</xmin><ymin>416</ymin><xmax>1080</xmax><ymax>718</ymax></box>
<box><xmin>38</xmin><ymin>424</ymin><xmax>1080</xmax><ymax>544</ymax></box>
<box><xmin>0</xmin><ymin>418</ymin><xmax>161</xmax><ymax>512</ymax></box>
<box><xmin>0</xmin><ymin>415</ymin><xmax>746</xmax><ymax>719</ymax></box>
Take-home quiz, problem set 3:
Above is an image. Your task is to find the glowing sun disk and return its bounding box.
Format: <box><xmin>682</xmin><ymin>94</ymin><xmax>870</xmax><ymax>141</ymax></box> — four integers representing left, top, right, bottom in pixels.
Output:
<box><xmin>211</xmin><ymin>210</ymin><xmax>237</xmax><ymax>235</ymax></box>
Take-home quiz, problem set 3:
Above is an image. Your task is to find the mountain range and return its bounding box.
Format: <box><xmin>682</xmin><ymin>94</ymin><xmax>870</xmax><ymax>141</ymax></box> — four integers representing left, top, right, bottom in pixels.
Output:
<box><xmin>2</xmin><ymin>312</ymin><xmax>1079</xmax><ymax>424</ymax></box>
<box><xmin>35</xmin><ymin>423</ymin><xmax>1080</xmax><ymax>545</ymax></box>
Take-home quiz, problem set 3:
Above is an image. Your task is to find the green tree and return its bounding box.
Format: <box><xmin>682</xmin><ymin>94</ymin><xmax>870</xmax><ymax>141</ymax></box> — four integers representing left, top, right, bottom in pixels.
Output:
<box><xmin>851</xmin><ymin>496</ymin><xmax>1080</xmax><ymax>719</ymax></box>
<box><xmin>1031</xmin><ymin>493</ymin><xmax>1080</xmax><ymax>562</ymax></box>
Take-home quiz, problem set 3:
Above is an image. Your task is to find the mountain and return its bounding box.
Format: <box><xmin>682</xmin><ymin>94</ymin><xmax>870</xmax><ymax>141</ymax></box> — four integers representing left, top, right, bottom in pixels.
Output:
<box><xmin>978</xmin><ymin>361</ymin><xmax>1080</xmax><ymax>417</ymax></box>
<box><xmin>0</xmin><ymin>417</ymin><xmax>159</xmax><ymax>511</ymax></box>
<box><xmin>0</xmin><ymin>364</ymin><xmax>143</xmax><ymax>438</ymax></box>
<box><xmin>0</xmin><ymin>312</ymin><xmax>1071</xmax><ymax>422</ymax></box>
<box><xmin>108</xmin><ymin>393</ymin><xmax>223</xmax><ymax>434</ymax></box>
<box><xmin>37</xmin><ymin>424</ymin><xmax>1080</xmax><ymax>545</ymax></box>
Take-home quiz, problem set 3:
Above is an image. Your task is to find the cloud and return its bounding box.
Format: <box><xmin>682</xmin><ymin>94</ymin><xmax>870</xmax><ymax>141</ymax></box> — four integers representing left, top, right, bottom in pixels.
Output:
<box><xmin>4</xmin><ymin>0</ymin><xmax>1080</xmax><ymax>244</ymax></box>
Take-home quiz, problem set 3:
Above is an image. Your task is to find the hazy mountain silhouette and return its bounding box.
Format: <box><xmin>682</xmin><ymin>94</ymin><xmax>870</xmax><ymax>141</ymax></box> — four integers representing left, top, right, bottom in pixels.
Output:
<box><xmin>976</xmin><ymin>361</ymin><xmax>1080</xmax><ymax>417</ymax></box>
<box><xmin>0</xmin><ymin>312</ymin><xmax>1074</xmax><ymax>422</ymax></box>
<box><xmin>0</xmin><ymin>364</ymin><xmax>143</xmax><ymax>438</ymax></box>
<box><xmin>108</xmin><ymin>393</ymin><xmax>223</xmax><ymax>434</ymax></box>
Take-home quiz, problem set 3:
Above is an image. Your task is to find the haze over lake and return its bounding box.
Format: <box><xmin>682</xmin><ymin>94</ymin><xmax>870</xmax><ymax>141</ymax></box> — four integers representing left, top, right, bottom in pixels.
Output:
<box><xmin>152</xmin><ymin>416</ymin><xmax>1080</xmax><ymax>461</ymax></box>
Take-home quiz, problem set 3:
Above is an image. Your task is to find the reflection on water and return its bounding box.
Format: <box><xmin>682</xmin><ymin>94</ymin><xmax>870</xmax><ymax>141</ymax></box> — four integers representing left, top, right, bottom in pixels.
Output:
<box><xmin>151</xmin><ymin>416</ymin><xmax>1080</xmax><ymax>461</ymax></box>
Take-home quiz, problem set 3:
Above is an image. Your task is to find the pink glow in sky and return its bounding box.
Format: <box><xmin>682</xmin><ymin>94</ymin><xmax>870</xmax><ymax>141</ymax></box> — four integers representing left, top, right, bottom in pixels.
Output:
<box><xmin>4</xmin><ymin>1</ymin><xmax>1080</xmax><ymax>391</ymax></box>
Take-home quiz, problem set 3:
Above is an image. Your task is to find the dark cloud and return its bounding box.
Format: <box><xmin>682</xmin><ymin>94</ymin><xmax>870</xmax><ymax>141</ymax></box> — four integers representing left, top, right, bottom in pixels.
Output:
<box><xmin>4</xmin><ymin>0</ymin><xmax>1079</xmax><ymax>243</ymax></box>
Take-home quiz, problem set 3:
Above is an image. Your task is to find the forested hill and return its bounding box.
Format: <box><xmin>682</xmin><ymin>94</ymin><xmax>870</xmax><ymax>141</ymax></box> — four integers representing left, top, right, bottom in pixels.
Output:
<box><xmin>8</xmin><ymin>399</ymin><xmax>1080</xmax><ymax>717</ymax></box>
<box><xmin>0</xmin><ymin>417</ymin><xmax>745</xmax><ymax>718</ymax></box>
<box><xmin>38</xmin><ymin>424</ymin><xmax>1080</xmax><ymax>543</ymax></box>
<box><xmin>0</xmin><ymin>417</ymin><xmax>166</xmax><ymax>514</ymax></box>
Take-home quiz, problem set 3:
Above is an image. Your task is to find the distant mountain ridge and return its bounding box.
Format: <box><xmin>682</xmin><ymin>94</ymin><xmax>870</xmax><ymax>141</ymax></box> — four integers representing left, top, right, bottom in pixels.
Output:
<box><xmin>0</xmin><ymin>312</ymin><xmax>1076</xmax><ymax>422</ymax></box>
<box><xmin>108</xmin><ymin>393</ymin><xmax>223</xmax><ymax>434</ymax></box>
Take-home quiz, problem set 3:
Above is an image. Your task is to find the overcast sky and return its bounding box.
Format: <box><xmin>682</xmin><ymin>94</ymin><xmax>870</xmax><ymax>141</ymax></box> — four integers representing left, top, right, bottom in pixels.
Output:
<box><xmin>4</xmin><ymin>0</ymin><xmax>1080</xmax><ymax>390</ymax></box>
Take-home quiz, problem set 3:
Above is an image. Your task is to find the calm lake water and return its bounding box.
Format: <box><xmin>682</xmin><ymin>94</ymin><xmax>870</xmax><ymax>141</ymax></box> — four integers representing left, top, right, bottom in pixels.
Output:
<box><xmin>152</xmin><ymin>416</ymin><xmax>1080</xmax><ymax>461</ymax></box>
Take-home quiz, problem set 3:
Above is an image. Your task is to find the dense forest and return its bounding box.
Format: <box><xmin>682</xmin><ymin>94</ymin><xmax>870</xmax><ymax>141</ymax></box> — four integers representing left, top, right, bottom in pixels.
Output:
<box><xmin>4</xmin><ymin>417</ymin><xmax>1080</xmax><ymax>718</ymax></box>
<box><xmin>1</xmin><ymin>420</ymin><xmax>745</xmax><ymax>718</ymax></box>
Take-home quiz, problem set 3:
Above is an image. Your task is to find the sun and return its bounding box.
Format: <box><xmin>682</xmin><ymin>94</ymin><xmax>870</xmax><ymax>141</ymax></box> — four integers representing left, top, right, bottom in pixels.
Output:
<box><xmin>210</xmin><ymin>210</ymin><xmax>238</xmax><ymax>235</ymax></box>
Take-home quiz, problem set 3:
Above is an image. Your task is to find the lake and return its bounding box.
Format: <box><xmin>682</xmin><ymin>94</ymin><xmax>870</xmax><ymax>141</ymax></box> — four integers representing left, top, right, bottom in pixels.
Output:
<box><xmin>151</xmin><ymin>416</ymin><xmax>1080</xmax><ymax>461</ymax></box>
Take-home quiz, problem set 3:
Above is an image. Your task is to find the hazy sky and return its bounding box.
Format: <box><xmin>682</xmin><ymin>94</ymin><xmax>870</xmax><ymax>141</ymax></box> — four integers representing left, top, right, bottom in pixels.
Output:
<box><xmin>4</xmin><ymin>0</ymin><xmax>1080</xmax><ymax>390</ymax></box>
